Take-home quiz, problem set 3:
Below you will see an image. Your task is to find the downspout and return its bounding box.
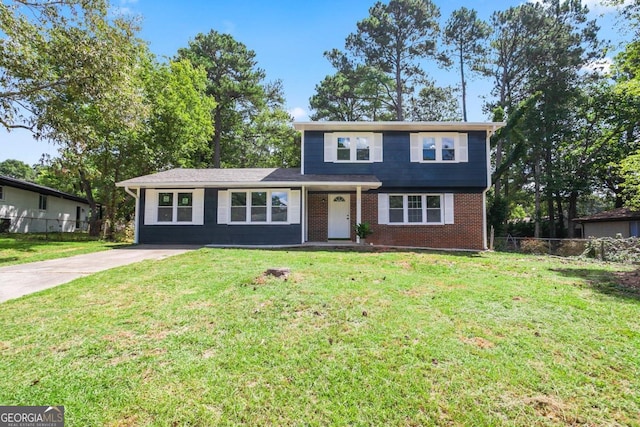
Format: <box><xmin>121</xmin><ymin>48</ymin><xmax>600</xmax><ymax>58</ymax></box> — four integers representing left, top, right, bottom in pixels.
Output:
<box><xmin>482</xmin><ymin>127</ymin><xmax>496</xmax><ymax>250</ymax></box>
<box><xmin>356</xmin><ymin>185</ymin><xmax>362</xmax><ymax>243</ymax></box>
<box><xmin>301</xmin><ymin>185</ymin><xmax>306</xmax><ymax>244</ymax></box>
<box><xmin>124</xmin><ymin>186</ymin><xmax>139</xmax><ymax>244</ymax></box>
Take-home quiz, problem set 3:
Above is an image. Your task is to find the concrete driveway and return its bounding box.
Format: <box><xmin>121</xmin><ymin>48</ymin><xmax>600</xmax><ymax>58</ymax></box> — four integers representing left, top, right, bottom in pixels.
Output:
<box><xmin>0</xmin><ymin>245</ymin><xmax>199</xmax><ymax>303</ymax></box>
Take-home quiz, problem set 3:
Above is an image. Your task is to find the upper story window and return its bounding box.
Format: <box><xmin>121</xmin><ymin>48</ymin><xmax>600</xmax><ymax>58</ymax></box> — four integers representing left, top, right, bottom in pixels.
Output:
<box><xmin>144</xmin><ymin>189</ymin><xmax>204</xmax><ymax>226</ymax></box>
<box><xmin>0</xmin><ymin>186</ymin><xmax>4</xmax><ymax>200</ymax></box>
<box><xmin>38</xmin><ymin>194</ymin><xmax>48</xmax><ymax>210</ymax></box>
<box><xmin>324</xmin><ymin>132</ymin><xmax>383</xmax><ymax>163</ymax></box>
<box><xmin>410</xmin><ymin>133</ymin><xmax>468</xmax><ymax>163</ymax></box>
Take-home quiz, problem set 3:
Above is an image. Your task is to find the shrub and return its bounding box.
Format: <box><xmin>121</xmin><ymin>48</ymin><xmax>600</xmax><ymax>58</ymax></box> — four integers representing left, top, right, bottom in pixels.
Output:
<box><xmin>556</xmin><ymin>240</ymin><xmax>587</xmax><ymax>257</ymax></box>
<box><xmin>583</xmin><ymin>237</ymin><xmax>640</xmax><ymax>264</ymax></box>
<box><xmin>519</xmin><ymin>238</ymin><xmax>549</xmax><ymax>255</ymax></box>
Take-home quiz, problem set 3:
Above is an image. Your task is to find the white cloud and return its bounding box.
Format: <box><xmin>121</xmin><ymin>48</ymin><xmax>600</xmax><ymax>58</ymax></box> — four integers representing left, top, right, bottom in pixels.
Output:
<box><xmin>222</xmin><ymin>20</ymin><xmax>236</xmax><ymax>35</ymax></box>
<box><xmin>582</xmin><ymin>57</ymin><xmax>613</xmax><ymax>74</ymax></box>
<box><xmin>288</xmin><ymin>107</ymin><xmax>308</xmax><ymax>120</ymax></box>
<box><xmin>111</xmin><ymin>6</ymin><xmax>133</xmax><ymax>16</ymax></box>
<box><xmin>527</xmin><ymin>0</ymin><xmax>631</xmax><ymax>14</ymax></box>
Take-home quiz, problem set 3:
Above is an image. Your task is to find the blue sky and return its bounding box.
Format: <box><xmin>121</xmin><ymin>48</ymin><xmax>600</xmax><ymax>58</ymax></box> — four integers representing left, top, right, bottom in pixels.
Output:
<box><xmin>0</xmin><ymin>0</ymin><xmax>631</xmax><ymax>165</ymax></box>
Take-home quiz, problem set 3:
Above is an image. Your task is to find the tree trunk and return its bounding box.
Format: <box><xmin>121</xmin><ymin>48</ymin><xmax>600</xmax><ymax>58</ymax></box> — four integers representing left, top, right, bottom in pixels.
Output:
<box><xmin>555</xmin><ymin>192</ymin><xmax>565</xmax><ymax>238</ymax></box>
<box><xmin>212</xmin><ymin>107</ymin><xmax>222</xmax><ymax>168</ymax></box>
<box><xmin>567</xmin><ymin>191</ymin><xmax>578</xmax><ymax>238</ymax></box>
<box><xmin>534</xmin><ymin>156</ymin><xmax>541</xmax><ymax>238</ymax></box>
<box><xmin>78</xmin><ymin>169</ymin><xmax>101</xmax><ymax>237</ymax></box>
<box><xmin>460</xmin><ymin>48</ymin><xmax>467</xmax><ymax>122</ymax></box>
<box><xmin>395</xmin><ymin>64</ymin><xmax>403</xmax><ymax>120</ymax></box>
<box><xmin>495</xmin><ymin>138</ymin><xmax>503</xmax><ymax>197</ymax></box>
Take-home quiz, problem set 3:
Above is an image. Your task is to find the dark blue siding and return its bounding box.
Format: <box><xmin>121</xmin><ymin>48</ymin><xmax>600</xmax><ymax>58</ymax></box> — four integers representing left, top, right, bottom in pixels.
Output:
<box><xmin>304</xmin><ymin>130</ymin><xmax>488</xmax><ymax>188</ymax></box>
<box><xmin>138</xmin><ymin>188</ymin><xmax>301</xmax><ymax>245</ymax></box>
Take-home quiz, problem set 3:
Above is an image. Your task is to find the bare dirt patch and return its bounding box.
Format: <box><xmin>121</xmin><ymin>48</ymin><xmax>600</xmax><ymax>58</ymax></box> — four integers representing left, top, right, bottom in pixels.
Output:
<box><xmin>614</xmin><ymin>268</ymin><xmax>640</xmax><ymax>291</ymax></box>
<box><xmin>460</xmin><ymin>336</ymin><xmax>495</xmax><ymax>349</ymax></box>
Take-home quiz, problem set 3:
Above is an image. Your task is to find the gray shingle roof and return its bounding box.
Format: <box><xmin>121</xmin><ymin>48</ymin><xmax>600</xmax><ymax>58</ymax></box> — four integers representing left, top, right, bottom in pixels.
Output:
<box><xmin>573</xmin><ymin>207</ymin><xmax>640</xmax><ymax>223</ymax></box>
<box><xmin>116</xmin><ymin>168</ymin><xmax>381</xmax><ymax>188</ymax></box>
<box><xmin>0</xmin><ymin>175</ymin><xmax>90</xmax><ymax>204</ymax></box>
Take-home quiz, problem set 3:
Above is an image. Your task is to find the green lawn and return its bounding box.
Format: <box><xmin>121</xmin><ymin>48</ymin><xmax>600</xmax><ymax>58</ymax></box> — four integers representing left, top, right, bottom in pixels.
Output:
<box><xmin>0</xmin><ymin>234</ymin><xmax>126</xmax><ymax>266</ymax></box>
<box><xmin>0</xmin><ymin>248</ymin><xmax>638</xmax><ymax>426</ymax></box>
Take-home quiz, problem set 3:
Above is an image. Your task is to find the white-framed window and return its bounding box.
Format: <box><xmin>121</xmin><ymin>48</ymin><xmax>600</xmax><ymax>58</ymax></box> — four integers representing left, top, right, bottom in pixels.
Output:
<box><xmin>157</xmin><ymin>191</ymin><xmax>194</xmax><ymax>223</ymax></box>
<box><xmin>378</xmin><ymin>193</ymin><xmax>455</xmax><ymax>225</ymax></box>
<box><xmin>229</xmin><ymin>190</ymin><xmax>288</xmax><ymax>223</ymax></box>
<box><xmin>38</xmin><ymin>194</ymin><xmax>48</xmax><ymax>210</ymax></box>
<box><xmin>324</xmin><ymin>132</ymin><xmax>383</xmax><ymax>163</ymax></box>
<box><xmin>144</xmin><ymin>189</ymin><xmax>204</xmax><ymax>225</ymax></box>
<box><xmin>388</xmin><ymin>194</ymin><xmax>443</xmax><ymax>224</ymax></box>
<box><xmin>218</xmin><ymin>189</ymin><xmax>301</xmax><ymax>225</ymax></box>
<box><xmin>410</xmin><ymin>133</ymin><xmax>468</xmax><ymax>163</ymax></box>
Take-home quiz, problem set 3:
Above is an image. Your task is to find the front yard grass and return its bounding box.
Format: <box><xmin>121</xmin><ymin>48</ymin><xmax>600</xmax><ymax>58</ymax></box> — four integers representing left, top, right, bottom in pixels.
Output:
<box><xmin>0</xmin><ymin>248</ymin><xmax>638</xmax><ymax>426</ymax></box>
<box><xmin>0</xmin><ymin>233</ymin><xmax>126</xmax><ymax>266</ymax></box>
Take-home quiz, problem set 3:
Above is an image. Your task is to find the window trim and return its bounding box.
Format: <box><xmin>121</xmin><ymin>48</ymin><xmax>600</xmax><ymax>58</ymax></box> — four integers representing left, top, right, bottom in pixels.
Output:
<box><xmin>0</xmin><ymin>186</ymin><xmax>4</xmax><ymax>201</ymax></box>
<box><xmin>38</xmin><ymin>194</ymin><xmax>48</xmax><ymax>211</ymax></box>
<box><xmin>387</xmin><ymin>194</ymin><xmax>444</xmax><ymax>225</ymax></box>
<box><xmin>144</xmin><ymin>189</ymin><xmax>204</xmax><ymax>226</ymax></box>
<box><xmin>378</xmin><ymin>193</ymin><xmax>454</xmax><ymax>225</ymax></box>
<box><xmin>156</xmin><ymin>191</ymin><xmax>194</xmax><ymax>224</ymax></box>
<box><xmin>324</xmin><ymin>132</ymin><xmax>383</xmax><ymax>163</ymax></box>
<box><xmin>410</xmin><ymin>132</ymin><xmax>468</xmax><ymax>163</ymax></box>
<box><xmin>228</xmin><ymin>189</ymin><xmax>291</xmax><ymax>225</ymax></box>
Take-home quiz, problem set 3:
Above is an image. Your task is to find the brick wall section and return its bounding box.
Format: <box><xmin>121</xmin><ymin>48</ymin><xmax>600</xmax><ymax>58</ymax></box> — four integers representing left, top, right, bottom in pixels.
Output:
<box><xmin>307</xmin><ymin>192</ymin><xmax>329</xmax><ymax>241</ymax></box>
<box><xmin>307</xmin><ymin>191</ymin><xmax>485</xmax><ymax>250</ymax></box>
<box><xmin>362</xmin><ymin>192</ymin><xmax>485</xmax><ymax>250</ymax></box>
<box><xmin>308</xmin><ymin>192</ymin><xmax>357</xmax><ymax>241</ymax></box>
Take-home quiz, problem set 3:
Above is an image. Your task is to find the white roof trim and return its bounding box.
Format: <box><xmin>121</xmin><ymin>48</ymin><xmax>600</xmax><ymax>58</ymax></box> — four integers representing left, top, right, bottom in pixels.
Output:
<box><xmin>293</xmin><ymin>121</ymin><xmax>506</xmax><ymax>132</ymax></box>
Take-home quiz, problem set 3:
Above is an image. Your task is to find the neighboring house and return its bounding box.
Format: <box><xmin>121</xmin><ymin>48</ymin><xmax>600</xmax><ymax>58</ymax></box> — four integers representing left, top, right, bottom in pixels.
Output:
<box><xmin>0</xmin><ymin>175</ymin><xmax>90</xmax><ymax>233</ymax></box>
<box><xmin>116</xmin><ymin>121</ymin><xmax>504</xmax><ymax>250</ymax></box>
<box><xmin>573</xmin><ymin>208</ymin><xmax>640</xmax><ymax>238</ymax></box>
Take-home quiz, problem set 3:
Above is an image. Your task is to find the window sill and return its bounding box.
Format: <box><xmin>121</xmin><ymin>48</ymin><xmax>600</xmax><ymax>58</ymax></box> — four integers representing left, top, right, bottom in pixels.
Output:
<box><xmin>228</xmin><ymin>222</ymin><xmax>292</xmax><ymax>226</ymax></box>
<box><xmin>387</xmin><ymin>222</ymin><xmax>444</xmax><ymax>226</ymax></box>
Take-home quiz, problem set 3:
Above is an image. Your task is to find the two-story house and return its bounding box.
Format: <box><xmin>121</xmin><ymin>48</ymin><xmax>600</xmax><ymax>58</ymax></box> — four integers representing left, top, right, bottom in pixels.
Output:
<box><xmin>116</xmin><ymin>121</ymin><xmax>503</xmax><ymax>250</ymax></box>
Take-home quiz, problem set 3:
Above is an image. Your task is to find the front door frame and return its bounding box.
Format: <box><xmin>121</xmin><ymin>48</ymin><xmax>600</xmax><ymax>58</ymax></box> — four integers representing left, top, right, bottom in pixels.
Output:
<box><xmin>328</xmin><ymin>193</ymin><xmax>351</xmax><ymax>239</ymax></box>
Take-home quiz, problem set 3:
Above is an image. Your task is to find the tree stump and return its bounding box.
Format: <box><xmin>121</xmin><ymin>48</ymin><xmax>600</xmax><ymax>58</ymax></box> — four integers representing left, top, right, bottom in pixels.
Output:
<box><xmin>264</xmin><ymin>268</ymin><xmax>290</xmax><ymax>278</ymax></box>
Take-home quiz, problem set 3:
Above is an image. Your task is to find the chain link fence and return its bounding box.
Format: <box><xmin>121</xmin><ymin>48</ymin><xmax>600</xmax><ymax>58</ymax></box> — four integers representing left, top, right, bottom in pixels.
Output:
<box><xmin>494</xmin><ymin>236</ymin><xmax>588</xmax><ymax>257</ymax></box>
<box><xmin>494</xmin><ymin>235</ymin><xmax>640</xmax><ymax>263</ymax></box>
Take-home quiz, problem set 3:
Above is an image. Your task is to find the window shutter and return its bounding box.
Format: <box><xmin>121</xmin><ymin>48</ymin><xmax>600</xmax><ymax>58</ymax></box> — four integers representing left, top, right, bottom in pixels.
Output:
<box><xmin>324</xmin><ymin>133</ymin><xmax>335</xmax><ymax>162</ymax></box>
<box><xmin>144</xmin><ymin>189</ymin><xmax>157</xmax><ymax>225</ymax></box>
<box><xmin>444</xmin><ymin>193</ymin><xmax>455</xmax><ymax>224</ymax></box>
<box><xmin>288</xmin><ymin>190</ymin><xmax>301</xmax><ymax>224</ymax></box>
<box><xmin>217</xmin><ymin>190</ymin><xmax>229</xmax><ymax>224</ymax></box>
<box><xmin>372</xmin><ymin>133</ymin><xmax>383</xmax><ymax>162</ymax></box>
<box><xmin>378</xmin><ymin>193</ymin><xmax>389</xmax><ymax>224</ymax></box>
<box><xmin>458</xmin><ymin>133</ymin><xmax>468</xmax><ymax>163</ymax></box>
<box><xmin>192</xmin><ymin>189</ymin><xmax>205</xmax><ymax>225</ymax></box>
<box><xmin>410</xmin><ymin>134</ymin><xmax>421</xmax><ymax>162</ymax></box>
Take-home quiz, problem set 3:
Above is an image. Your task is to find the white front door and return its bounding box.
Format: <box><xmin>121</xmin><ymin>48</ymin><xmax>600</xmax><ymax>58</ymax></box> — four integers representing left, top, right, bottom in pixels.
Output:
<box><xmin>328</xmin><ymin>194</ymin><xmax>351</xmax><ymax>239</ymax></box>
